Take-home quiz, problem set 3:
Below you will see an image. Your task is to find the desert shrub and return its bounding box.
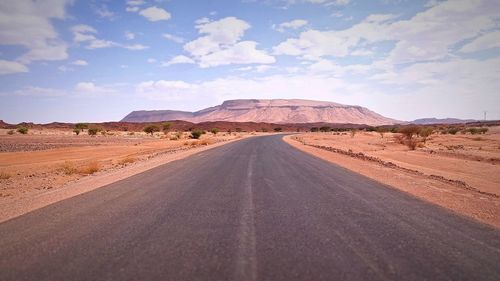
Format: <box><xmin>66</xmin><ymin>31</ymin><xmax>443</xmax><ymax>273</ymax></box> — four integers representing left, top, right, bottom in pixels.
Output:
<box><xmin>79</xmin><ymin>161</ymin><xmax>100</xmax><ymax>175</ymax></box>
<box><xmin>144</xmin><ymin>125</ymin><xmax>160</xmax><ymax>135</ymax></box>
<box><xmin>183</xmin><ymin>141</ymin><xmax>189</xmax><ymax>146</ymax></box>
<box><xmin>350</xmin><ymin>129</ymin><xmax>357</xmax><ymax>138</ymax></box>
<box><xmin>274</xmin><ymin>127</ymin><xmax>283</xmax><ymax>132</ymax></box>
<box><xmin>73</xmin><ymin>128</ymin><xmax>81</xmax><ymax>135</ymax></box>
<box><xmin>100</xmin><ymin>131</ymin><xmax>106</xmax><ymax>136</ymax></box>
<box><xmin>128</xmin><ymin>132</ymin><xmax>135</xmax><ymax>136</ymax></box>
<box><xmin>464</xmin><ymin>127</ymin><xmax>483</xmax><ymax>135</ymax></box>
<box><xmin>175</xmin><ymin>131</ymin><xmax>183</xmax><ymax>139</ymax></box>
<box><xmin>60</xmin><ymin>161</ymin><xmax>78</xmax><ymax>175</ymax></box>
<box><xmin>190</xmin><ymin>129</ymin><xmax>203</xmax><ymax>139</ymax></box>
<box><xmin>319</xmin><ymin>126</ymin><xmax>331</xmax><ymax>132</ymax></box>
<box><xmin>418</xmin><ymin>127</ymin><xmax>434</xmax><ymax>143</ymax></box>
<box><xmin>87</xmin><ymin>127</ymin><xmax>100</xmax><ymax>136</ymax></box>
<box><xmin>310</xmin><ymin>127</ymin><xmax>319</xmax><ymax>132</ymax></box>
<box><xmin>398</xmin><ymin>126</ymin><xmax>421</xmax><ymax>139</ymax></box>
<box><xmin>17</xmin><ymin>126</ymin><xmax>28</xmax><ymax>134</ymax></box>
<box><xmin>118</xmin><ymin>157</ymin><xmax>136</xmax><ymax>165</ymax></box>
<box><xmin>169</xmin><ymin>136</ymin><xmax>179</xmax><ymax>141</ymax></box>
<box><xmin>210</xmin><ymin>128</ymin><xmax>219</xmax><ymax>135</ymax></box>
<box><xmin>162</xmin><ymin>122</ymin><xmax>172</xmax><ymax>132</ymax></box>
<box><xmin>122</xmin><ymin>127</ymin><xmax>128</xmax><ymax>132</ymax></box>
<box><xmin>478</xmin><ymin>127</ymin><xmax>488</xmax><ymax>134</ymax></box>
<box><xmin>394</xmin><ymin>134</ymin><xmax>405</xmax><ymax>144</ymax></box>
<box><xmin>74</xmin><ymin>123</ymin><xmax>89</xmax><ymax>130</ymax></box>
<box><xmin>235</xmin><ymin>128</ymin><xmax>243</xmax><ymax>133</ymax></box>
<box><xmin>7</xmin><ymin>130</ymin><xmax>14</xmax><ymax>135</ymax></box>
<box><xmin>0</xmin><ymin>171</ymin><xmax>11</xmax><ymax>180</ymax></box>
<box><xmin>376</xmin><ymin>127</ymin><xmax>388</xmax><ymax>138</ymax></box>
<box><xmin>261</xmin><ymin>128</ymin><xmax>268</xmax><ymax>132</ymax></box>
<box><xmin>447</xmin><ymin>127</ymin><xmax>460</xmax><ymax>135</ymax></box>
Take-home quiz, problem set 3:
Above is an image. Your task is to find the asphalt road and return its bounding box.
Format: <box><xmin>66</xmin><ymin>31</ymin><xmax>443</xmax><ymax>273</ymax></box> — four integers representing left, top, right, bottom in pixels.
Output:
<box><xmin>1</xmin><ymin>135</ymin><xmax>499</xmax><ymax>281</ymax></box>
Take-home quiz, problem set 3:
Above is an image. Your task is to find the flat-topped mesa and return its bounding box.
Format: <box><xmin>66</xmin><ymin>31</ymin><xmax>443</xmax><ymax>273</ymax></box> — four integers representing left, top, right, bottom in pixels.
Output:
<box><xmin>121</xmin><ymin>99</ymin><xmax>399</xmax><ymax>126</ymax></box>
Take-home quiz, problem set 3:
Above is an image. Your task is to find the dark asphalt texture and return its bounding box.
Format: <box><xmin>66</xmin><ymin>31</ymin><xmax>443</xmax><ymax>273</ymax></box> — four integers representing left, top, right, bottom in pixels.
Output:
<box><xmin>1</xmin><ymin>135</ymin><xmax>499</xmax><ymax>281</ymax></box>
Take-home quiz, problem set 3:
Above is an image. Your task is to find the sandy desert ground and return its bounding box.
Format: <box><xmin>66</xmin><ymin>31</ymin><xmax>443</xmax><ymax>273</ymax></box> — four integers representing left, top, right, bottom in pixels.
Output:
<box><xmin>0</xmin><ymin>128</ymin><xmax>258</xmax><ymax>221</ymax></box>
<box><xmin>285</xmin><ymin>126</ymin><xmax>500</xmax><ymax>227</ymax></box>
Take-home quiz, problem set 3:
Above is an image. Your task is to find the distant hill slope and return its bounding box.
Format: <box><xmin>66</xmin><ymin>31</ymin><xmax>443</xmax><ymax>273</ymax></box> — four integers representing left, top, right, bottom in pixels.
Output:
<box><xmin>122</xmin><ymin>99</ymin><xmax>399</xmax><ymax>126</ymax></box>
<box><xmin>411</xmin><ymin>118</ymin><xmax>477</xmax><ymax>125</ymax></box>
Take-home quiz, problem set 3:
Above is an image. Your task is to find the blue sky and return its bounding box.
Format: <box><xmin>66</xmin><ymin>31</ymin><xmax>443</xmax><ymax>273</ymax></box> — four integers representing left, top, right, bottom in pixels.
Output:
<box><xmin>1</xmin><ymin>0</ymin><xmax>499</xmax><ymax>123</ymax></box>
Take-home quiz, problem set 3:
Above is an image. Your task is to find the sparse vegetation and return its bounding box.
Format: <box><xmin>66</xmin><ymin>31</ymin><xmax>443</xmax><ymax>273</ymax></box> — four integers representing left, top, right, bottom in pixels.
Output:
<box><xmin>190</xmin><ymin>129</ymin><xmax>203</xmax><ymax>139</ymax></box>
<box><xmin>162</xmin><ymin>122</ymin><xmax>172</xmax><ymax>132</ymax></box>
<box><xmin>73</xmin><ymin>128</ymin><xmax>81</xmax><ymax>135</ymax></box>
<box><xmin>396</xmin><ymin>126</ymin><xmax>423</xmax><ymax>150</ymax></box>
<box><xmin>261</xmin><ymin>128</ymin><xmax>268</xmax><ymax>132</ymax></box>
<box><xmin>274</xmin><ymin>127</ymin><xmax>283</xmax><ymax>132</ymax></box>
<box><xmin>87</xmin><ymin>127</ymin><xmax>101</xmax><ymax>136</ymax></box>
<box><xmin>118</xmin><ymin>157</ymin><xmax>136</xmax><ymax>166</ymax></box>
<box><xmin>79</xmin><ymin>161</ymin><xmax>100</xmax><ymax>175</ymax></box>
<box><xmin>447</xmin><ymin>127</ymin><xmax>460</xmax><ymax>135</ymax></box>
<box><xmin>310</xmin><ymin>127</ymin><xmax>319</xmax><ymax>132</ymax></box>
<box><xmin>418</xmin><ymin>127</ymin><xmax>434</xmax><ymax>143</ymax></box>
<box><xmin>74</xmin><ymin>123</ymin><xmax>89</xmax><ymax>130</ymax></box>
<box><xmin>319</xmin><ymin>126</ymin><xmax>331</xmax><ymax>132</ymax></box>
<box><xmin>376</xmin><ymin>127</ymin><xmax>388</xmax><ymax>138</ymax></box>
<box><xmin>0</xmin><ymin>171</ymin><xmax>11</xmax><ymax>180</ymax></box>
<box><xmin>60</xmin><ymin>161</ymin><xmax>78</xmax><ymax>175</ymax></box>
<box><xmin>210</xmin><ymin>128</ymin><xmax>219</xmax><ymax>135</ymax></box>
<box><xmin>144</xmin><ymin>125</ymin><xmax>160</xmax><ymax>136</ymax></box>
<box><xmin>17</xmin><ymin>126</ymin><xmax>28</xmax><ymax>134</ymax></box>
<box><xmin>235</xmin><ymin>128</ymin><xmax>243</xmax><ymax>133</ymax></box>
<box><xmin>7</xmin><ymin>130</ymin><xmax>14</xmax><ymax>135</ymax></box>
<box><xmin>350</xmin><ymin>129</ymin><xmax>357</xmax><ymax>138</ymax></box>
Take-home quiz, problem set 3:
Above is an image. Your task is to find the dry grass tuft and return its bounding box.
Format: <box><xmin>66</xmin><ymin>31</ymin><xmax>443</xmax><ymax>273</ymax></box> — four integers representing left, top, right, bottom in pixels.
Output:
<box><xmin>118</xmin><ymin>157</ymin><xmax>136</xmax><ymax>166</ymax></box>
<box><xmin>79</xmin><ymin>161</ymin><xmax>100</xmax><ymax>175</ymax></box>
<box><xmin>0</xmin><ymin>171</ymin><xmax>11</xmax><ymax>180</ymax></box>
<box><xmin>200</xmin><ymin>139</ymin><xmax>213</xmax><ymax>145</ymax></box>
<box><xmin>60</xmin><ymin>161</ymin><xmax>78</xmax><ymax>175</ymax></box>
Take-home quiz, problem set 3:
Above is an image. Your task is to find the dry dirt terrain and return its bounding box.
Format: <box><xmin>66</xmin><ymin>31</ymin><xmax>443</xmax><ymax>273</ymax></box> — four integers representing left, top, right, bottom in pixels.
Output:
<box><xmin>0</xmin><ymin>129</ymin><xmax>256</xmax><ymax>221</ymax></box>
<box><xmin>285</xmin><ymin>126</ymin><xmax>500</xmax><ymax>227</ymax></box>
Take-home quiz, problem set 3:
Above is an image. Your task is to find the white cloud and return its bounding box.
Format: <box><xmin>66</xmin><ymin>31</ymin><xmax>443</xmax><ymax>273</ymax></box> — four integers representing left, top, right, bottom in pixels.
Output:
<box><xmin>0</xmin><ymin>60</ymin><xmax>29</xmax><ymax>75</ymax></box>
<box><xmin>95</xmin><ymin>5</ymin><xmax>115</xmax><ymax>20</ymax></box>
<box><xmin>183</xmin><ymin>17</ymin><xmax>275</xmax><ymax>67</ymax></box>
<box><xmin>459</xmin><ymin>31</ymin><xmax>500</xmax><ymax>53</ymax></box>
<box><xmin>147</xmin><ymin>58</ymin><xmax>157</xmax><ymax>63</ymax></box>
<box><xmin>163</xmin><ymin>33</ymin><xmax>184</xmax><ymax>44</ymax></box>
<box><xmin>75</xmin><ymin>82</ymin><xmax>116</xmax><ymax>95</ymax></box>
<box><xmin>273</xmin><ymin>19</ymin><xmax>308</xmax><ymax>32</ymax></box>
<box><xmin>125</xmin><ymin>31</ymin><xmax>135</xmax><ymax>40</ymax></box>
<box><xmin>126</xmin><ymin>0</ymin><xmax>145</xmax><ymax>12</ymax></box>
<box><xmin>14</xmin><ymin>86</ymin><xmax>65</xmax><ymax>97</ymax></box>
<box><xmin>71</xmin><ymin>60</ymin><xmax>88</xmax><ymax>66</ymax></box>
<box><xmin>139</xmin><ymin>6</ymin><xmax>171</xmax><ymax>21</ymax></box>
<box><xmin>0</xmin><ymin>0</ymin><xmax>70</xmax><ymax>64</ymax></box>
<box><xmin>58</xmin><ymin>65</ymin><xmax>73</xmax><ymax>72</ymax></box>
<box><xmin>72</xmin><ymin>24</ymin><xmax>148</xmax><ymax>50</ymax></box>
<box><xmin>162</xmin><ymin>55</ymin><xmax>195</xmax><ymax>67</ymax></box>
<box><xmin>274</xmin><ymin>0</ymin><xmax>500</xmax><ymax>63</ymax></box>
<box><xmin>123</xmin><ymin>44</ymin><xmax>149</xmax><ymax>50</ymax></box>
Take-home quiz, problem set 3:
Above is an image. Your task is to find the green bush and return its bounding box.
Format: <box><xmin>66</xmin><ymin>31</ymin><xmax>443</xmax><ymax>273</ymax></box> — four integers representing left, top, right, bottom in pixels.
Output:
<box><xmin>162</xmin><ymin>122</ymin><xmax>172</xmax><ymax>132</ymax></box>
<box><xmin>210</xmin><ymin>128</ymin><xmax>219</xmax><ymax>135</ymax></box>
<box><xmin>74</xmin><ymin>123</ymin><xmax>89</xmax><ymax>130</ymax></box>
<box><xmin>447</xmin><ymin>127</ymin><xmax>460</xmax><ymax>135</ymax></box>
<box><xmin>144</xmin><ymin>125</ymin><xmax>160</xmax><ymax>135</ymax></box>
<box><xmin>73</xmin><ymin>128</ymin><xmax>81</xmax><ymax>135</ymax></box>
<box><xmin>87</xmin><ymin>127</ymin><xmax>100</xmax><ymax>136</ymax></box>
<box><xmin>17</xmin><ymin>126</ymin><xmax>28</xmax><ymax>134</ymax></box>
<box><xmin>190</xmin><ymin>129</ymin><xmax>203</xmax><ymax>139</ymax></box>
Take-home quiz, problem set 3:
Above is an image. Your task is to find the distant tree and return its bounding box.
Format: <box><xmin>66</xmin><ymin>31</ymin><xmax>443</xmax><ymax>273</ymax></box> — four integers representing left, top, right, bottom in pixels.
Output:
<box><xmin>310</xmin><ymin>127</ymin><xmax>319</xmax><ymax>132</ymax></box>
<box><xmin>144</xmin><ymin>125</ymin><xmax>160</xmax><ymax>136</ymax></box>
<box><xmin>319</xmin><ymin>126</ymin><xmax>331</xmax><ymax>132</ymax></box>
<box><xmin>398</xmin><ymin>126</ymin><xmax>421</xmax><ymax>139</ymax></box>
<box><xmin>162</xmin><ymin>122</ymin><xmax>172</xmax><ymax>132</ymax></box>
<box><xmin>274</xmin><ymin>127</ymin><xmax>283</xmax><ymax>132</ymax></box>
<box><xmin>74</xmin><ymin>123</ymin><xmax>89</xmax><ymax>130</ymax></box>
<box><xmin>88</xmin><ymin>127</ymin><xmax>100</xmax><ymax>136</ymax></box>
<box><xmin>17</xmin><ymin>126</ymin><xmax>28</xmax><ymax>134</ymax></box>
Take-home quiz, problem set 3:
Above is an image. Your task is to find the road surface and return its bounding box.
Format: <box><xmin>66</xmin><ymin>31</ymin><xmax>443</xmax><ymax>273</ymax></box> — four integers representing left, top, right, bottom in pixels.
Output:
<box><xmin>1</xmin><ymin>135</ymin><xmax>499</xmax><ymax>281</ymax></box>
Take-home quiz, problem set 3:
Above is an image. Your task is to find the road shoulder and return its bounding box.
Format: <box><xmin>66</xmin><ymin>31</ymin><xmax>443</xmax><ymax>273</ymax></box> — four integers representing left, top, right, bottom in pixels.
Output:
<box><xmin>283</xmin><ymin>135</ymin><xmax>500</xmax><ymax>228</ymax></box>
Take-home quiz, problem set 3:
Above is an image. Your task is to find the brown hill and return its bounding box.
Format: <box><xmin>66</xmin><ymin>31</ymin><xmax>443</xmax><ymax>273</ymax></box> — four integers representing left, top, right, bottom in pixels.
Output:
<box><xmin>121</xmin><ymin>99</ymin><xmax>399</xmax><ymax>126</ymax></box>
